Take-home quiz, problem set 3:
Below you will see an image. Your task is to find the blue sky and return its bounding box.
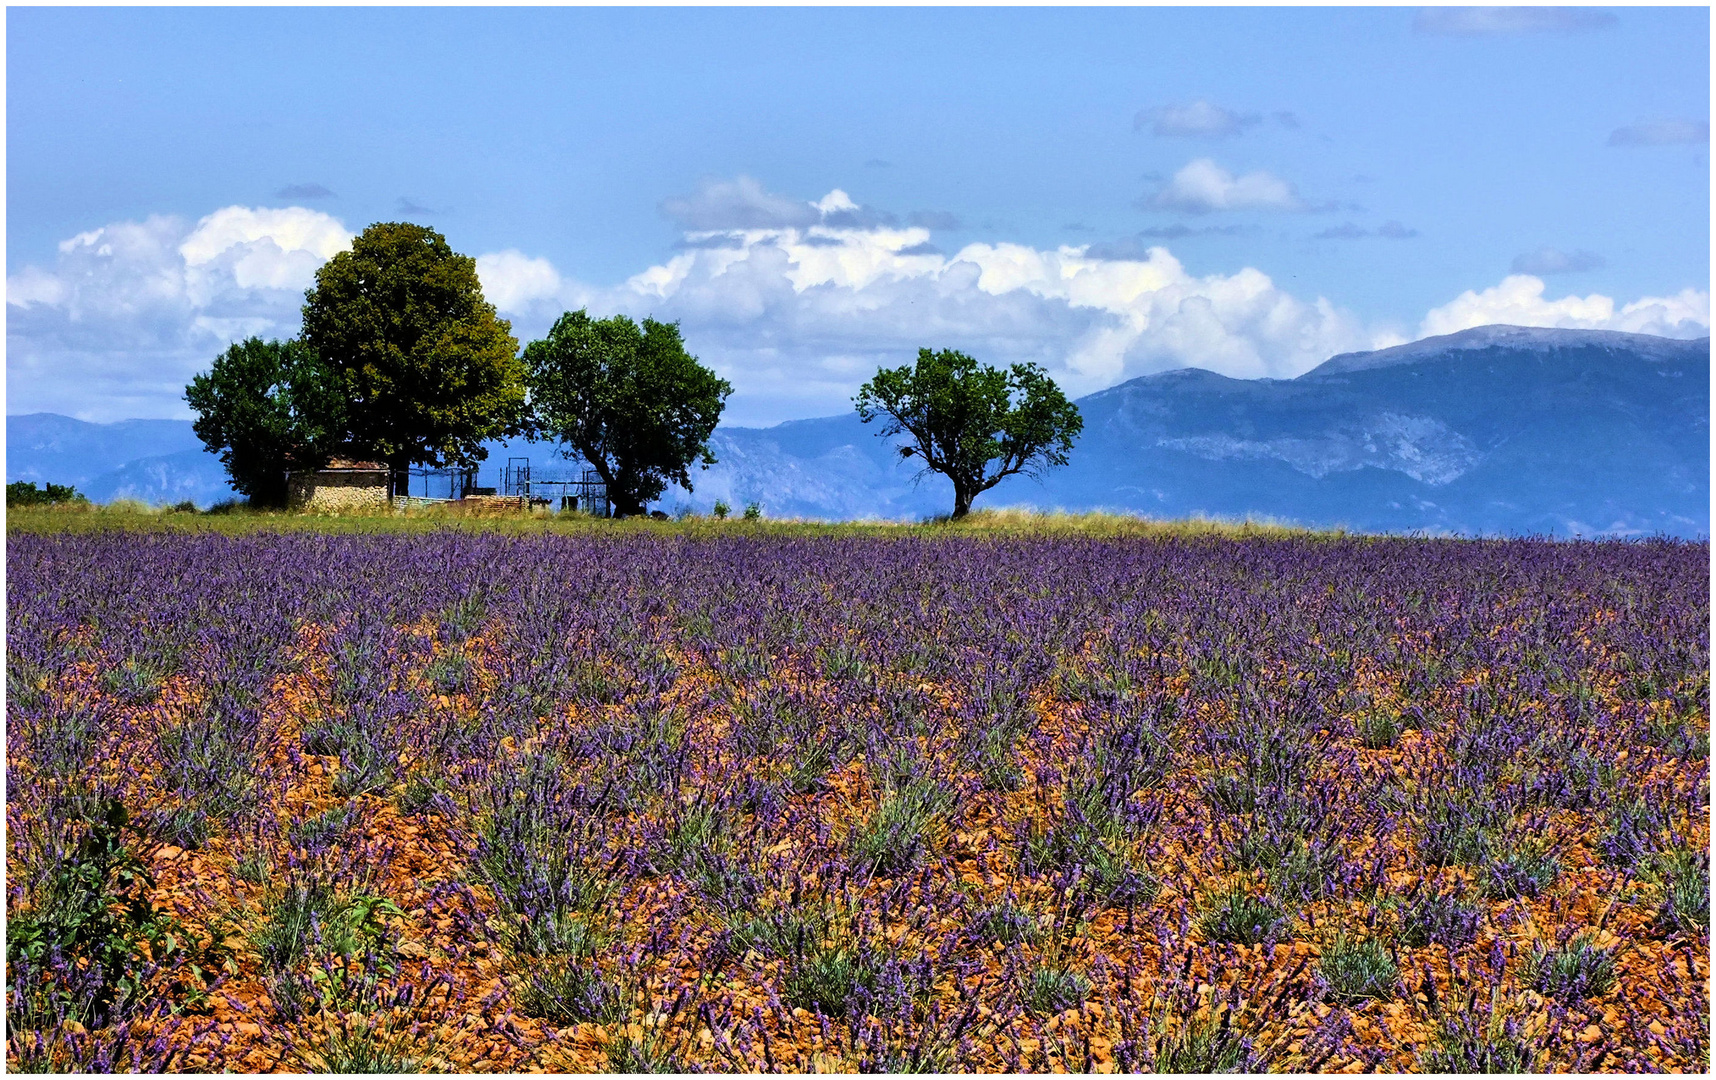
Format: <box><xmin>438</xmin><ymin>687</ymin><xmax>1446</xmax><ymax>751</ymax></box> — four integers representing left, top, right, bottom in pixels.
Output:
<box><xmin>7</xmin><ymin>6</ymin><xmax>1709</xmax><ymax>425</ymax></box>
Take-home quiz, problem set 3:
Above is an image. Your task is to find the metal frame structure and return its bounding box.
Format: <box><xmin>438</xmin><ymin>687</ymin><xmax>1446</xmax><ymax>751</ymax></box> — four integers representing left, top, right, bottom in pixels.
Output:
<box><xmin>499</xmin><ymin>457</ymin><xmax>611</xmax><ymax>516</ymax></box>
<box><xmin>393</xmin><ymin>466</ymin><xmax>479</xmax><ymax>501</ymax></box>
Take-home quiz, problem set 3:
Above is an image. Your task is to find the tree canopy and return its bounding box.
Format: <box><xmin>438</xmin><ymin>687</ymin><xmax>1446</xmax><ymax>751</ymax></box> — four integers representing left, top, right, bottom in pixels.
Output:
<box><xmin>523</xmin><ymin>310</ymin><xmax>731</xmax><ymax>517</ymax></box>
<box><xmin>854</xmin><ymin>348</ymin><xmax>1083</xmax><ymax>519</ymax></box>
<box><xmin>184</xmin><ymin>337</ymin><xmax>345</xmax><ymax>507</ymax></box>
<box><xmin>300</xmin><ymin>222</ymin><xmax>526</xmax><ymax>473</ymax></box>
<box><xmin>6</xmin><ymin>481</ymin><xmax>87</xmax><ymax>508</ymax></box>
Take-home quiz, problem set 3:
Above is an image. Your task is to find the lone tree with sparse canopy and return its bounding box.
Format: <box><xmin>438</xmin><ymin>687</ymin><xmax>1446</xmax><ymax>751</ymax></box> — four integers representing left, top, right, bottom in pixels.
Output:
<box><xmin>855</xmin><ymin>348</ymin><xmax>1083</xmax><ymax>519</ymax></box>
<box><xmin>524</xmin><ymin>309</ymin><xmax>731</xmax><ymax>517</ymax></box>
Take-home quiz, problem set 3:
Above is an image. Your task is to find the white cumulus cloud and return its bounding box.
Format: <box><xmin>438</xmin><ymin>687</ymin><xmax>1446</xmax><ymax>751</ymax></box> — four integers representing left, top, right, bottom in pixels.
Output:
<box><xmin>7</xmin><ymin>206</ymin><xmax>351</xmax><ymax>420</ymax></box>
<box><xmin>10</xmin><ymin>186</ymin><xmax>1708</xmax><ymax>429</ymax></box>
<box><xmin>479</xmin><ymin>187</ymin><xmax>1389</xmax><ymax>424</ymax></box>
<box><xmin>1143</xmin><ymin>159</ymin><xmax>1306</xmax><ymax>215</ymax></box>
<box><xmin>475</xmin><ymin>250</ymin><xmax>567</xmax><ymax>314</ymax></box>
<box><xmin>1419</xmin><ymin>275</ymin><xmax>1709</xmax><ymax>339</ymax></box>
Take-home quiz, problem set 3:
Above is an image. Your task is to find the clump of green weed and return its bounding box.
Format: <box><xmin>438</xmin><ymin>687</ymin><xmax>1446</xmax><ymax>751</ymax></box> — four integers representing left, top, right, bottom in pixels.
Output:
<box><xmin>6</xmin><ymin>799</ymin><xmax>191</xmax><ymax>1039</ymax></box>
<box><xmin>1355</xmin><ymin>708</ymin><xmax>1404</xmax><ymax>750</ymax></box>
<box><xmin>1478</xmin><ymin>838</ymin><xmax>1560</xmax><ymax>899</ymax></box>
<box><xmin>254</xmin><ymin>881</ymin><xmax>401</xmax><ymax>974</ymax></box>
<box><xmin>1023</xmin><ymin>963</ymin><xmax>1090</xmax><ymax>1017</ymax></box>
<box><xmin>1418</xmin><ymin>991</ymin><xmax>1540</xmax><ymax>1074</ymax></box>
<box><xmin>1196</xmin><ymin>884</ymin><xmax>1289</xmax><ymax>945</ymax></box>
<box><xmin>1317</xmin><ymin>933</ymin><xmax>1398</xmax><ymax>1003</ymax></box>
<box><xmin>1394</xmin><ymin>886</ymin><xmax>1480</xmax><ymax>947</ymax></box>
<box><xmin>967</xmin><ymin>898</ymin><xmax>1039</xmax><ymax>946</ymax></box>
<box><xmin>1523</xmin><ymin>932</ymin><xmax>1617</xmax><ymax>1001</ymax></box>
<box><xmin>850</xmin><ymin>776</ymin><xmax>953</xmax><ymax>876</ymax></box>
<box><xmin>1652</xmin><ymin>849</ymin><xmax>1709</xmax><ymax>937</ymax></box>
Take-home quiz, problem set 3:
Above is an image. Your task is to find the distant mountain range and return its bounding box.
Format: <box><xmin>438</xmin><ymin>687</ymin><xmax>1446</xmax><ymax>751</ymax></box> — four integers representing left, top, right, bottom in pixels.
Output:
<box><xmin>4</xmin><ymin>413</ymin><xmax>232</xmax><ymax>507</ymax></box>
<box><xmin>7</xmin><ymin>325</ymin><xmax>1708</xmax><ymax>537</ymax></box>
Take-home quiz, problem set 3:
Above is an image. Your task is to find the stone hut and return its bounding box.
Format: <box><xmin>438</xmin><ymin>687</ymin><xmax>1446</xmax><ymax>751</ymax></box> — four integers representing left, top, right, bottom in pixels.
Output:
<box><xmin>286</xmin><ymin>458</ymin><xmax>391</xmax><ymax>512</ymax></box>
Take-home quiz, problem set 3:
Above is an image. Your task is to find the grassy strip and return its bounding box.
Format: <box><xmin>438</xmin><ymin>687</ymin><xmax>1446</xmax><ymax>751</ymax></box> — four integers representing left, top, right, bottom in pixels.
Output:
<box><xmin>9</xmin><ymin>502</ymin><xmax>1351</xmax><ymax>540</ymax></box>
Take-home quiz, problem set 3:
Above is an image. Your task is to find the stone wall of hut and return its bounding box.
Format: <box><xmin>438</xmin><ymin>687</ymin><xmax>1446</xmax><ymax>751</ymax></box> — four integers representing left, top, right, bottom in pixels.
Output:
<box><xmin>286</xmin><ymin>470</ymin><xmax>391</xmax><ymax>512</ymax></box>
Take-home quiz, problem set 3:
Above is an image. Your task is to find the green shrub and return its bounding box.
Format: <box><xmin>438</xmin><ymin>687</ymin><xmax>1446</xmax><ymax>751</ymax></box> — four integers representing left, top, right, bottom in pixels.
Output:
<box><xmin>7</xmin><ymin>481</ymin><xmax>87</xmax><ymax>508</ymax></box>
<box><xmin>1196</xmin><ymin>885</ymin><xmax>1289</xmax><ymax>945</ymax></box>
<box><xmin>515</xmin><ymin>958</ymin><xmax>624</xmax><ymax>1024</ymax></box>
<box><xmin>1654</xmin><ymin>849</ymin><xmax>1709</xmax><ymax>936</ymax></box>
<box><xmin>1355</xmin><ymin>708</ymin><xmax>1404</xmax><ymax>750</ymax></box>
<box><xmin>254</xmin><ymin>881</ymin><xmax>401</xmax><ymax>973</ymax></box>
<box><xmin>1523</xmin><ymin>932</ymin><xmax>1617</xmax><ymax>1001</ymax></box>
<box><xmin>1478</xmin><ymin>839</ymin><xmax>1560</xmax><ymax>899</ymax></box>
<box><xmin>850</xmin><ymin>777</ymin><xmax>953</xmax><ymax>876</ymax></box>
<box><xmin>1151</xmin><ymin>1007</ymin><xmax>1252</xmax><ymax>1073</ymax></box>
<box><xmin>1317</xmin><ymin>933</ymin><xmax>1399</xmax><ymax>1003</ymax></box>
<box><xmin>1023</xmin><ymin>963</ymin><xmax>1090</xmax><ymax>1017</ymax></box>
<box><xmin>6</xmin><ymin>799</ymin><xmax>186</xmax><ymax>1034</ymax></box>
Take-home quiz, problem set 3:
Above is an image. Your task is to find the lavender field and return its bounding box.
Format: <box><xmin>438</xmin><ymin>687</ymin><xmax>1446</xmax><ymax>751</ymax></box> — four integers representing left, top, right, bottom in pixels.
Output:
<box><xmin>6</xmin><ymin>525</ymin><xmax>1709</xmax><ymax>1072</ymax></box>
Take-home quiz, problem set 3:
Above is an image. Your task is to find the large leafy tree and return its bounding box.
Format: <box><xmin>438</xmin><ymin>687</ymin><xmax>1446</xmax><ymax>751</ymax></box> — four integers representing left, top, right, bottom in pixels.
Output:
<box><xmin>300</xmin><ymin>222</ymin><xmax>526</xmax><ymax>476</ymax></box>
<box><xmin>185</xmin><ymin>337</ymin><xmax>346</xmax><ymax>507</ymax></box>
<box><xmin>854</xmin><ymin>348</ymin><xmax>1083</xmax><ymax>519</ymax></box>
<box><xmin>523</xmin><ymin>310</ymin><xmax>732</xmax><ymax>517</ymax></box>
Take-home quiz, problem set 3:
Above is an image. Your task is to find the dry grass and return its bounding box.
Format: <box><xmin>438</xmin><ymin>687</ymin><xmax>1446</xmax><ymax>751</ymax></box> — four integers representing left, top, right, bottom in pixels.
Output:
<box><xmin>10</xmin><ymin>501</ymin><xmax>1352</xmax><ymax>541</ymax></box>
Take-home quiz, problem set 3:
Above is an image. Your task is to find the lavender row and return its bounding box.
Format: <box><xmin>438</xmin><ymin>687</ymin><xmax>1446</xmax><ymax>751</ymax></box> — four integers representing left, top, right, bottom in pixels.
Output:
<box><xmin>6</xmin><ymin>530</ymin><xmax>1708</xmax><ymax>1071</ymax></box>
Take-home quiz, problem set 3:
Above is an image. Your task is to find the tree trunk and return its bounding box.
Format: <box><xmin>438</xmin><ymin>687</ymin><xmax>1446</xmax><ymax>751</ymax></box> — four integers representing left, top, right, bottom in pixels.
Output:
<box><xmin>587</xmin><ymin>456</ymin><xmax>636</xmax><ymax>517</ymax></box>
<box><xmin>388</xmin><ymin>456</ymin><xmax>411</xmax><ymax>500</ymax></box>
<box><xmin>951</xmin><ymin>484</ymin><xmax>973</xmax><ymax>519</ymax></box>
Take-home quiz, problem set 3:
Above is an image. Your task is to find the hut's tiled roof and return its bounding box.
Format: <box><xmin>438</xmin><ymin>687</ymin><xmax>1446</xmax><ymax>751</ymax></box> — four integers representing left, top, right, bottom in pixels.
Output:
<box><xmin>318</xmin><ymin>458</ymin><xmax>389</xmax><ymax>472</ymax></box>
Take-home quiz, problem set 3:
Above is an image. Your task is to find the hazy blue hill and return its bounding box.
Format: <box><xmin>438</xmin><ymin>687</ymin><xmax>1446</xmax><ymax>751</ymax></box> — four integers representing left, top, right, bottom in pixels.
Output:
<box><xmin>7</xmin><ymin>413</ymin><xmax>210</xmax><ymax>488</ymax></box>
<box><xmin>6</xmin><ymin>325</ymin><xmax>1708</xmax><ymax>534</ymax></box>
<box><xmin>682</xmin><ymin>325</ymin><xmax>1708</xmax><ymax>536</ymax></box>
<box><xmin>81</xmin><ymin>449</ymin><xmax>242</xmax><ymax>507</ymax></box>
